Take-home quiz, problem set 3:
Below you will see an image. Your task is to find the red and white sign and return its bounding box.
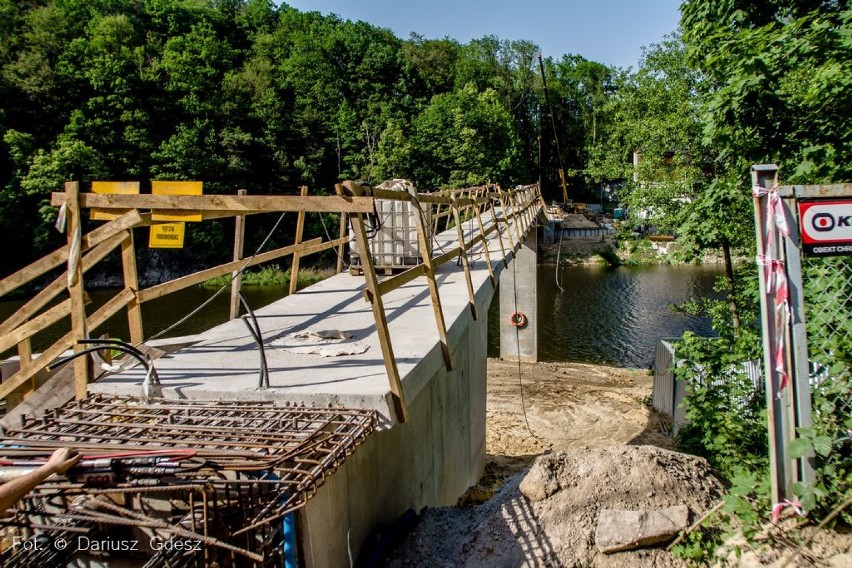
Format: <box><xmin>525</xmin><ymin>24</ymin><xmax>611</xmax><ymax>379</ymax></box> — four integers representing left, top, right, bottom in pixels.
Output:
<box><xmin>798</xmin><ymin>199</ymin><xmax>852</xmax><ymax>257</ymax></box>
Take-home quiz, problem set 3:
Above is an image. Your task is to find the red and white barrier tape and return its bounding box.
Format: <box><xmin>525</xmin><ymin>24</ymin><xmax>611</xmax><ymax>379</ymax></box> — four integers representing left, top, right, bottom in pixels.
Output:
<box><xmin>753</xmin><ymin>184</ymin><xmax>791</xmax><ymax>395</ymax></box>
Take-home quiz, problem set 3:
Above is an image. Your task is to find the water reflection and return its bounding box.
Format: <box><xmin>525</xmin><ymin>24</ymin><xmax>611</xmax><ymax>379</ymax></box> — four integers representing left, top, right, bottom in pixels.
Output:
<box><xmin>489</xmin><ymin>264</ymin><xmax>723</xmax><ymax>368</ymax></box>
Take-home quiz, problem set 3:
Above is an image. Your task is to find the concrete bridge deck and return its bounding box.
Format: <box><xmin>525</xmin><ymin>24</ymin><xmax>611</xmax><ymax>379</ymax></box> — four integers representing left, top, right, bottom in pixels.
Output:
<box><xmin>90</xmin><ymin>211</ymin><xmax>522</xmax><ymax>424</ymax></box>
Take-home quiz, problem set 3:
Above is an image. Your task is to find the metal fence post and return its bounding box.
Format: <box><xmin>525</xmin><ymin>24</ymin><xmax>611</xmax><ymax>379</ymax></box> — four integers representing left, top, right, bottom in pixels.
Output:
<box><xmin>751</xmin><ymin>164</ymin><xmax>795</xmax><ymax>503</ymax></box>
<box><xmin>778</xmin><ymin>190</ymin><xmax>816</xmax><ymax>488</ymax></box>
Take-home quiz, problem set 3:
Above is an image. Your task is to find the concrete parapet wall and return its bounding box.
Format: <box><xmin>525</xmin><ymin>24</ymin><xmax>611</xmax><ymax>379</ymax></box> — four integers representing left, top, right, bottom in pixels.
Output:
<box><xmin>300</xmin><ymin>307</ymin><xmax>488</xmax><ymax>567</ymax></box>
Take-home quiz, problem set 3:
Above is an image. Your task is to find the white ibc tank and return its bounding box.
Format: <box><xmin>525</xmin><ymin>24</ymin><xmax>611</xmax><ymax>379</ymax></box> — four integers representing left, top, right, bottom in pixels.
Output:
<box><xmin>349</xmin><ymin>180</ymin><xmax>432</xmax><ymax>270</ymax></box>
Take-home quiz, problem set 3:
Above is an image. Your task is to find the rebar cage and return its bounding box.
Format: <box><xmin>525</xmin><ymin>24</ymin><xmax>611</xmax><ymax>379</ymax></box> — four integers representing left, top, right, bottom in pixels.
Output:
<box><xmin>0</xmin><ymin>394</ymin><xmax>377</xmax><ymax>566</ymax></box>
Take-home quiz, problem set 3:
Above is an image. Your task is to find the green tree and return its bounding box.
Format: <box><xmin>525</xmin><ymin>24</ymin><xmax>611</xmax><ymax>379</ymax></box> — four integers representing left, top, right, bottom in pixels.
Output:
<box><xmin>588</xmin><ymin>35</ymin><xmax>706</xmax><ymax>232</ymax></box>
<box><xmin>412</xmin><ymin>85</ymin><xmax>520</xmax><ymax>188</ymax></box>
<box><xmin>542</xmin><ymin>54</ymin><xmax>616</xmax><ymax>200</ymax></box>
<box><xmin>681</xmin><ymin>0</ymin><xmax>851</xmax><ymax>183</ymax></box>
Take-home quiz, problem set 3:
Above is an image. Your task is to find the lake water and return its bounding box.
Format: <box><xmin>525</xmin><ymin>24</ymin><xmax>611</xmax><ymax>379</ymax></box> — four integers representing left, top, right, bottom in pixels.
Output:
<box><xmin>2</xmin><ymin>264</ymin><xmax>723</xmax><ymax>368</ymax></box>
<box><xmin>488</xmin><ymin>264</ymin><xmax>723</xmax><ymax>368</ymax></box>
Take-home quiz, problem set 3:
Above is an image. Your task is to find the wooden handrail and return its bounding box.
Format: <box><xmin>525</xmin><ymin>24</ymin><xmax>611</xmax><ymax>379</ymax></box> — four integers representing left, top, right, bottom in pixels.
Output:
<box><xmin>0</xmin><ymin>288</ymin><xmax>135</xmax><ymax>401</ymax></box>
<box><xmin>0</xmin><ymin>210</ymin><xmax>143</xmax><ymax>298</ymax></box>
<box><xmin>0</xmin><ymin>232</ymin><xmax>127</xmax><ymax>336</ymax></box>
<box><xmin>1</xmin><ymin>179</ymin><xmax>541</xmax><ymax>414</ymax></box>
<box><xmin>0</xmin><ymin>299</ymin><xmax>71</xmax><ymax>354</ymax></box>
<box><xmin>137</xmin><ymin>237</ymin><xmax>324</xmax><ymax>303</ymax></box>
<box><xmin>50</xmin><ymin>193</ymin><xmax>376</xmax><ymax>213</ymax></box>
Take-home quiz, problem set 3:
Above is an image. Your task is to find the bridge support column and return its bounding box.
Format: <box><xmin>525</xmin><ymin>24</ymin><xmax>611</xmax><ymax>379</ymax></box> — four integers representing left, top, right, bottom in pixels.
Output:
<box><xmin>499</xmin><ymin>230</ymin><xmax>537</xmax><ymax>362</ymax></box>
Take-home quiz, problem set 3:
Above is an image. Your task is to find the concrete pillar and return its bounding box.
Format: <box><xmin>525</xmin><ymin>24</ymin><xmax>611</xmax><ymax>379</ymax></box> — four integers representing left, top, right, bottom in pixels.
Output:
<box><xmin>499</xmin><ymin>230</ymin><xmax>537</xmax><ymax>362</ymax></box>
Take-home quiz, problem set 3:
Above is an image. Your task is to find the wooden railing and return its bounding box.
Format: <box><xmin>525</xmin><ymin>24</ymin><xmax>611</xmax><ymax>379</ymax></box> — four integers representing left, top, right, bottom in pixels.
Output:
<box><xmin>0</xmin><ymin>180</ymin><xmax>542</xmax><ymax>422</ymax></box>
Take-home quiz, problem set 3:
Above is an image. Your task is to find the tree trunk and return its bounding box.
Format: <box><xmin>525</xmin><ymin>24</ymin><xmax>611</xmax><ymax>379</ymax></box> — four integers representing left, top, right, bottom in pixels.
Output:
<box><xmin>722</xmin><ymin>239</ymin><xmax>740</xmax><ymax>331</ymax></box>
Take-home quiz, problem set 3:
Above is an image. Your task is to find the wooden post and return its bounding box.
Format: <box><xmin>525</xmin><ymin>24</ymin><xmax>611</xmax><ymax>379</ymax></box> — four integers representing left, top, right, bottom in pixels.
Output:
<box><xmin>444</xmin><ymin>191</ymin><xmax>456</xmax><ymax>232</ymax></box>
<box><xmin>340</xmin><ymin>182</ymin><xmax>409</xmax><ymax>423</ymax></box>
<box><xmin>66</xmin><ymin>181</ymin><xmax>90</xmax><ymax>400</ymax></box>
<box><xmin>433</xmin><ymin>203</ymin><xmax>443</xmax><ymax>236</ymax></box>
<box><xmin>17</xmin><ymin>340</ymin><xmax>32</xmax><ymax>365</ymax></box>
<box><xmin>230</xmin><ymin>189</ymin><xmax>247</xmax><ymax>320</ymax></box>
<box><xmin>412</xmin><ymin>197</ymin><xmax>453</xmax><ymax>371</ymax></box>
<box><xmin>524</xmin><ymin>188</ymin><xmax>536</xmax><ymax>228</ymax></box>
<box><xmin>473</xmin><ymin>202</ymin><xmax>496</xmax><ymax>287</ymax></box>
<box><xmin>18</xmin><ymin>339</ymin><xmax>33</xmax><ymax>401</ymax></box>
<box><xmin>506</xmin><ymin>189</ymin><xmax>524</xmax><ymax>242</ymax></box>
<box><xmin>514</xmin><ymin>189</ymin><xmax>530</xmax><ymax>236</ymax></box>
<box><xmin>337</xmin><ymin>212</ymin><xmax>348</xmax><ymax>274</ymax></box>
<box><xmin>289</xmin><ymin>186</ymin><xmax>309</xmax><ymax>295</ymax></box>
<box><xmin>496</xmin><ymin>189</ymin><xmax>519</xmax><ymax>254</ymax></box>
<box><xmin>452</xmin><ymin>200</ymin><xmax>478</xmax><ymax>320</ymax></box>
<box><xmin>121</xmin><ymin>231</ymin><xmax>144</xmax><ymax>344</ymax></box>
<box><xmin>488</xmin><ymin>195</ymin><xmax>510</xmax><ymax>267</ymax></box>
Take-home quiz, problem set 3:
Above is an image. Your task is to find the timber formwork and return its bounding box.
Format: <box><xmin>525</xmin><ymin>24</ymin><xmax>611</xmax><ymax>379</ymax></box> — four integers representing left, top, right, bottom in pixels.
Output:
<box><xmin>0</xmin><ymin>394</ymin><xmax>377</xmax><ymax>566</ymax></box>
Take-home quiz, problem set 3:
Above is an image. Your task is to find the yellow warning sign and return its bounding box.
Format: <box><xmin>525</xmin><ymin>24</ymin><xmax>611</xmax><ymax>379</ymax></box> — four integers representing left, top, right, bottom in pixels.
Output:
<box><xmin>149</xmin><ymin>222</ymin><xmax>186</xmax><ymax>248</ymax></box>
<box><xmin>90</xmin><ymin>181</ymin><xmax>140</xmax><ymax>221</ymax></box>
<box><xmin>151</xmin><ymin>181</ymin><xmax>203</xmax><ymax>222</ymax></box>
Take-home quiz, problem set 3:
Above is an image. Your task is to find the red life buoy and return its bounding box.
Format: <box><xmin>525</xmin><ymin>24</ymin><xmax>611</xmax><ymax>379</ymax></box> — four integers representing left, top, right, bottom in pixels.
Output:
<box><xmin>509</xmin><ymin>311</ymin><xmax>527</xmax><ymax>328</ymax></box>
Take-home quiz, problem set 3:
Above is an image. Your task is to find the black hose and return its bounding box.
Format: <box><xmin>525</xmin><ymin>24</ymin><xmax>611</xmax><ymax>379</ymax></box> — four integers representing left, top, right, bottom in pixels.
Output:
<box><xmin>48</xmin><ymin>345</ymin><xmax>150</xmax><ymax>374</ymax></box>
<box><xmin>239</xmin><ymin>293</ymin><xmax>269</xmax><ymax>389</ymax></box>
<box><xmin>76</xmin><ymin>338</ymin><xmax>149</xmax><ymax>364</ymax></box>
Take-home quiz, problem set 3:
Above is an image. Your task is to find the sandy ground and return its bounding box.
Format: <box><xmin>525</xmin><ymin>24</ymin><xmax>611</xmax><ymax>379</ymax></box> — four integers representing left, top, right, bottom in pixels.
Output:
<box><xmin>479</xmin><ymin>358</ymin><xmax>674</xmax><ymax>495</ymax></box>
<box><xmin>385</xmin><ymin>359</ymin><xmax>851</xmax><ymax>567</ymax></box>
<box><xmin>386</xmin><ymin>359</ymin><xmax>717</xmax><ymax>567</ymax></box>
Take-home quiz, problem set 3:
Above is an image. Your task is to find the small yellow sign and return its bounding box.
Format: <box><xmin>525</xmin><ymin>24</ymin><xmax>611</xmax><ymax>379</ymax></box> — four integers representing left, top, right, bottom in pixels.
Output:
<box><xmin>151</xmin><ymin>180</ymin><xmax>203</xmax><ymax>222</ymax></box>
<box><xmin>149</xmin><ymin>222</ymin><xmax>186</xmax><ymax>248</ymax></box>
<box><xmin>90</xmin><ymin>181</ymin><xmax>140</xmax><ymax>221</ymax></box>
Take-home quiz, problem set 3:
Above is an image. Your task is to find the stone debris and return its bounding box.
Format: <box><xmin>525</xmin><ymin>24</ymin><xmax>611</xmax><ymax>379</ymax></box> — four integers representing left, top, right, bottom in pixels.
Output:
<box><xmin>388</xmin><ymin>446</ymin><xmax>725</xmax><ymax>567</ymax></box>
<box><xmin>595</xmin><ymin>505</ymin><xmax>689</xmax><ymax>553</ymax></box>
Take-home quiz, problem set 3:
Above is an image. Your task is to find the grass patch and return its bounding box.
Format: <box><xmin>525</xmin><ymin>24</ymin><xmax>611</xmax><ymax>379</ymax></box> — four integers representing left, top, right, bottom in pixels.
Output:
<box><xmin>201</xmin><ymin>264</ymin><xmax>330</xmax><ymax>290</ymax></box>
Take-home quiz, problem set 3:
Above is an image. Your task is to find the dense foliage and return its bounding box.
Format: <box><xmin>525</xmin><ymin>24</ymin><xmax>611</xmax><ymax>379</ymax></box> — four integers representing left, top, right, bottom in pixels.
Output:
<box><xmin>0</xmin><ymin>0</ymin><xmax>616</xmax><ymax>274</ymax></box>
<box><xmin>664</xmin><ymin>1</ymin><xmax>852</xmax><ymax>556</ymax></box>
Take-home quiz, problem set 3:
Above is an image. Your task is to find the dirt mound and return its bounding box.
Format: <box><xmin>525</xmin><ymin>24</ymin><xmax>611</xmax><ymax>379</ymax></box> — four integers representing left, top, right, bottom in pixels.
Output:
<box><xmin>388</xmin><ymin>446</ymin><xmax>725</xmax><ymax>567</ymax></box>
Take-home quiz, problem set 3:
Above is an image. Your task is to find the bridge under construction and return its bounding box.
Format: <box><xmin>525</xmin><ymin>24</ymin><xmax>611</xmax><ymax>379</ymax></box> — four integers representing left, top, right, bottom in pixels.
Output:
<box><xmin>0</xmin><ymin>180</ymin><xmax>544</xmax><ymax>566</ymax></box>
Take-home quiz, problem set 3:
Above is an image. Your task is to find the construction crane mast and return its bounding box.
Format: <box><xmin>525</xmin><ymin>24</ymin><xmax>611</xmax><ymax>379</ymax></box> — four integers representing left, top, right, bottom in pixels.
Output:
<box><xmin>537</xmin><ymin>52</ymin><xmax>570</xmax><ymax>207</ymax></box>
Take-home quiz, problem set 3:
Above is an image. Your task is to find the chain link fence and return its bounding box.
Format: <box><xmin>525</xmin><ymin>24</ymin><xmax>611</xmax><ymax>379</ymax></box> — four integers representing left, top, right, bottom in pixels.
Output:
<box><xmin>793</xmin><ymin>211</ymin><xmax>852</xmax><ymax>519</ymax></box>
<box><xmin>802</xmin><ymin>257</ymin><xmax>852</xmax><ymax>450</ymax></box>
<box><xmin>803</xmin><ymin>256</ymin><xmax>852</xmax><ymax>386</ymax></box>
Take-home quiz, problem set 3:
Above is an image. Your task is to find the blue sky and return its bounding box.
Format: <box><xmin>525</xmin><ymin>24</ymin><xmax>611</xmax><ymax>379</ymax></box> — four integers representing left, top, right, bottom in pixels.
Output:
<box><xmin>282</xmin><ymin>1</ymin><xmax>683</xmax><ymax>69</ymax></box>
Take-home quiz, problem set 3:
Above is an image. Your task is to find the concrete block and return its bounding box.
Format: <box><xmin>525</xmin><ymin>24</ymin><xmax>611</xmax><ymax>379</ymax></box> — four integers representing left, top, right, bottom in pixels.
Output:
<box><xmin>595</xmin><ymin>505</ymin><xmax>689</xmax><ymax>553</ymax></box>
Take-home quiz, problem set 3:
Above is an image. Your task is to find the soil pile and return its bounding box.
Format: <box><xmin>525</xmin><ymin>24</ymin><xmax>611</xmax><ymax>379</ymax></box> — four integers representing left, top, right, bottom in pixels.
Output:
<box><xmin>388</xmin><ymin>445</ymin><xmax>725</xmax><ymax>567</ymax></box>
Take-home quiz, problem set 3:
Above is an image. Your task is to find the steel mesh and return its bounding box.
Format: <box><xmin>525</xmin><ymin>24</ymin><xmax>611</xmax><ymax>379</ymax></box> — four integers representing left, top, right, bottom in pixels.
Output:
<box><xmin>802</xmin><ymin>256</ymin><xmax>852</xmax><ymax>383</ymax></box>
<box><xmin>0</xmin><ymin>395</ymin><xmax>377</xmax><ymax>567</ymax></box>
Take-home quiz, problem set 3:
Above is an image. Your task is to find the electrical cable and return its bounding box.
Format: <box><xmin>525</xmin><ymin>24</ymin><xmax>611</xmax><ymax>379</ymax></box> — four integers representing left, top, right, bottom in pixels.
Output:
<box><xmin>48</xmin><ymin>345</ymin><xmax>152</xmax><ymax>375</ymax></box>
<box><xmin>145</xmin><ymin>210</ymin><xmax>288</xmax><ymax>342</ymax></box>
